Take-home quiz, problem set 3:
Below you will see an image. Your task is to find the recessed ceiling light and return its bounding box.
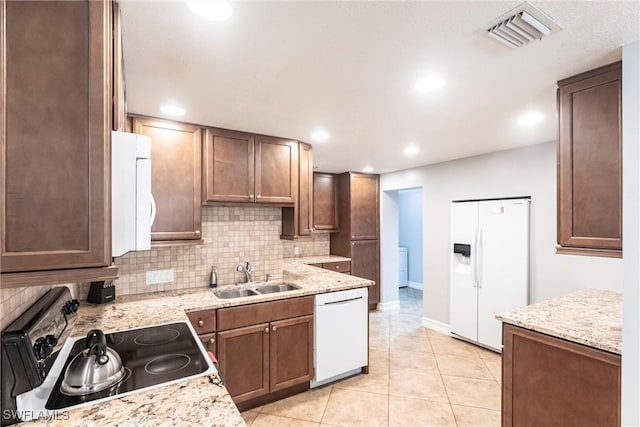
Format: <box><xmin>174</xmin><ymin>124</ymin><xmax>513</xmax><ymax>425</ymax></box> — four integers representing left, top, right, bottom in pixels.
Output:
<box><xmin>362</xmin><ymin>166</ymin><xmax>374</xmax><ymax>173</ymax></box>
<box><xmin>187</xmin><ymin>1</ymin><xmax>232</xmax><ymax>21</ymax></box>
<box><xmin>311</xmin><ymin>129</ymin><xmax>330</xmax><ymax>141</ymax></box>
<box><xmin>517</xmin><ymin>111</ymin><xmax>544</xmax><ymax>126</ymax></box>
<box><xmin>414</xmin><ymin>76</ymin><xmax>445</xmax><ymax>92</ymax></box>
<box><xmin>403</xmin><ymin>144</ymin><xmax>420</xmax><ymax>155</ymax></box>
<box><xmin>160</xmin><ymin>104</ymin><xmax>186</xmax><ymax>116</ymax></box>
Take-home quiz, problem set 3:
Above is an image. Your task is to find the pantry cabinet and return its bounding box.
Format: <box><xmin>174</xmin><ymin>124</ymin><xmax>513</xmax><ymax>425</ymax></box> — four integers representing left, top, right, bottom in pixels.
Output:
<box><xmin>331</xmin><ymin>173</ymin><xmax>380</xmax><ymax>309</ymax></box>
<box><xmin>281</xmin><ymin>142</ymin><xmax>314</xmax><ymax>239</ymax></box>
<box><xmin>132</xmin><ymin>117</ymin><xmax>202</xmax><ymax>243</ymax></box>
<box><xmin>203</xmin><ymin>130</ymin><xmax>298</xmax><ymax>205</ymax></box>
<box><xmin>216</xmin><ymin>296</ymin><xmax>314</xmax><ymax>406</ymax></box>
<box><xmin>313</xmin><ymin>173</ymin><xmax>339</xmax><ymax>231</ymax></box>
<box><xmin>0</xmin><ymin>0</ymin><xmax>118</xmax><ymax>284</ymax></box>
<box><xmin>557</xmin><ymin>62</ymin><xmax>622</xmax><ymax>258</ymax></box>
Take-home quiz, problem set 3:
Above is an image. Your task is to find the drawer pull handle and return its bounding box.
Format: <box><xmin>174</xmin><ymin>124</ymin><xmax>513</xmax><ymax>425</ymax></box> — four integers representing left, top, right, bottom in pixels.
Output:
<box><xmin>198</xmin><ymin>320</ymin><xmax>204</xmax><ymax>327</ymax></box>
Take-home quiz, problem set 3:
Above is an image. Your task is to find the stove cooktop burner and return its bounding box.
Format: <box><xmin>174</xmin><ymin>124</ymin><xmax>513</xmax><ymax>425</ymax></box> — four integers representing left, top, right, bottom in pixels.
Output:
<box><xmin>45</xmin><ymin>322</ymin><xmax>209</xmax><ymax>410</ymax></box>
<box><xmin>133</xmin><ymin>327</ymin><xmax>180</xmax><ymax>346</ymax></box>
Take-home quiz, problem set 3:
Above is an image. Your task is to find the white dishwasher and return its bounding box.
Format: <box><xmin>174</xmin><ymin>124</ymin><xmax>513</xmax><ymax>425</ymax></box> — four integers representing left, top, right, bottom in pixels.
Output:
<box><xmin>311</xmin><ymin>287</ymin><xmax>368</xmax><ymax>388</ymax></box>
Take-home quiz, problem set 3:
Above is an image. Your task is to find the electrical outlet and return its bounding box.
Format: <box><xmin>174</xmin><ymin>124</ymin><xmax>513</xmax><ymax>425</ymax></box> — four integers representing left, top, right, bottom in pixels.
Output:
<box><xmin>146</xmin><ymin>269</ymin><xmax>174</xmax><ymax>285</ymax></box>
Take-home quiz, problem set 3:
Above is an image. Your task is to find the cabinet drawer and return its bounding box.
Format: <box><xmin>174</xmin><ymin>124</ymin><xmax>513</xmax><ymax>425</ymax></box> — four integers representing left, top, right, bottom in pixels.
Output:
<box><xmin>308</xmin><ymin>263</ymin><xmax>323</xmax><ymax>268</ymax></box>
<box><xmin>186</xmin><ymin>309</ymin><xmax>217</xmax><ymax>334</ymax></box>
<box><xmin>218</xmin><ymin>296</ymin><xmax>313</xmax><ymax>331</ymax></box>
<box><xmin>323</xmin><ymin>261</ymin><xmax>351</xmax><ymax>273</ymax></box>
<box><xmin>199</xmin><ymin>332</ymin><xmax>217</xmax><ymax>355</ymax></box>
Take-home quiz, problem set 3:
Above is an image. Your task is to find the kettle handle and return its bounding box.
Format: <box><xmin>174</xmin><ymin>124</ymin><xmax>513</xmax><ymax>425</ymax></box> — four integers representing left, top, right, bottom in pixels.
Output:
<box><xmin>86</xmin><ymin>329</ymin><xmax>109</xmax><ymax>364</ymax></box>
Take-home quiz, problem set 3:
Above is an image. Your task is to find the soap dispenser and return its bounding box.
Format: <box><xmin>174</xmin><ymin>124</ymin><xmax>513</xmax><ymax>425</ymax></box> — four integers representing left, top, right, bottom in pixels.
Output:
<box><xmin>209</xmin><ymin>266</ymin><xmax>218</xmax><ymax>288</ymax></box>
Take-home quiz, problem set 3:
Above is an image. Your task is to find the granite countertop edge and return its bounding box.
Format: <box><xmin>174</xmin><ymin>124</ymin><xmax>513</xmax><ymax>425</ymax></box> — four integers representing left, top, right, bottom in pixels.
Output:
<box><xmin>496</xmin><ymin>288</ymin><xmax>622</xmax><ymax>355</ymax></box>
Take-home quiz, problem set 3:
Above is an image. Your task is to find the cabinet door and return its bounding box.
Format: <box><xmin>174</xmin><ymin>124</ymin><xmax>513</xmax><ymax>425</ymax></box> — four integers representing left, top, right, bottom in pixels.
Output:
<box><xmin>298</xmin><ymin>143</ymin><xmax>313</xmax><ymax>235</ymax></box>
<box><xmin>255</xmin><ymin>135</ymin><xmax>297</xmax><ymax>204</ymax></box>
<box><xmin>217</xmin><ymin>323</ymin><xmax>270</xmax><ymax>403</ymax></box>
<box><xmin>1</xmin><ymin>0</ymin><xmax>111</xmax><ymax>272</ymax></box>
<box><xmin>351</xmin><ymin>240</ymin><xmax>380</xmax><ymax>305</ymax></box>
<box><xmin>350</xmin><ymin>174</ymin><xmax>379</xmax><ymax>240</ymax></box>
<box><xmin>313</xmin><ymin>173</ymin><xmax>339</xmax><ymax>231</ymax></box>
<box><xmin>270</xmin><ymin>315</ymin><xmax>314</xmax><ymax>392</ymax></box>
<box><xmin>133</xmin><ymin>117</ymin><xmax>202</xmax><ymax>241</ymax></box>
<box><xmin>502</xmin><ymin>324</ymin><xmax>620</xmax><ymax>427</ymax></box>
<box><xmin>557</xmin><ymin>62</ymin><xmax>622</xmax><ymax>256</ymax></box>
<box><xmin>203</xmin><ymin>128</ymin><xmax>255</xmax><ymax>203</ymax></box>
<box><xmin>112</xmin><ymin>2</ymin><xmax>126</xmax><ymax>132</ymax></box>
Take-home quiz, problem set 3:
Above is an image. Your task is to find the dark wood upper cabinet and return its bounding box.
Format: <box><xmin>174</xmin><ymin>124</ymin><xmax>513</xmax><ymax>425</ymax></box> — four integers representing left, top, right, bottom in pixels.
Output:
<box><xmin>281</xmin><ymin>142</ymin><xmax>313</xmax><ymax>239</ymax></box>
<box><xmin>202</xmin><ymin>131</ymin><xmax>297</xmax><ymax>206</ymax></box>
<box><xmin>557</xmin><ymin>62</ymin><xmax>622</xmax><ymax>258</ymax></box>
<box><xmin>203</xmin><ymin>128</ymin><xmax>255</xmax><ymax>203</ymax></box>
<box><xmin>313</xmin><ymin>173</ymin><xmax>339</xmax><ymax>232</ymax></box>
<box><xmin>350</xmin><ymin>173</ymin><xmax>379</xmax><ymax>240</ymax></box>
<box><xmin>255</xmin><ymin>135</ymin><xmax>298</xmax><ymax>204</ymax></box>
<box><xmin>132</xmin><ymin>117</ymin><xmax>202</xmax><ymax>243</ymax></box>
<box><xmin>1</xmin><ymin>0</ymin><xmax>115</xmax><ymax>279</ymax></box>
<box><xmin>112</xmin><ymin>2</ymin><xmax>126</xmax><ymax>132</ymax></box>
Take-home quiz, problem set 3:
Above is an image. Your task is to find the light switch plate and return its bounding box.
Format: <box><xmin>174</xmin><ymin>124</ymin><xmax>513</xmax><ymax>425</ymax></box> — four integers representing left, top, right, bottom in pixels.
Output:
<box><xmin>146</xmin><ymin>269</ymin><xmax>174</xmax><ymax>285</ymax></box>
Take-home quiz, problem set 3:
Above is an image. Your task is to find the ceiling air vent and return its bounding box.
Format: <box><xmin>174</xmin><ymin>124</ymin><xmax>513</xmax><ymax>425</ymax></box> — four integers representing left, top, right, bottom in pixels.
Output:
<box><xmin>487</xmin><ymin>1</ymin><xmax>562</xmax><ymax>48</ymax></box>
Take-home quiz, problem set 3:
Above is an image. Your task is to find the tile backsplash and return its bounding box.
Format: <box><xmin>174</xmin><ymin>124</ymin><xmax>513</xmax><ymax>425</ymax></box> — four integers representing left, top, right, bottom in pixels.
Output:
<box><xmin>282</xmin><ymin>232</ymin><xmax>330</xmax><ymax>258</ymax></box>
<box><xmin>2</xmin><ymin>205</ymin><xmax>331</xmax><ymax>330</ymax></box>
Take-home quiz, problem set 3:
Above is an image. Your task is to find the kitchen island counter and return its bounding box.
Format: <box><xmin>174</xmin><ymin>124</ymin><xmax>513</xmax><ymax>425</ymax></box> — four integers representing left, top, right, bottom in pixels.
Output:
<box><xmin>21</xmin><ymin>260</ymin><xmax>372</xmax><ymax>426</ymax></box>
<box><xmin>496</xmin><ymin>288</ymin><xmax>622</xmax><ymax>354</ymax></box>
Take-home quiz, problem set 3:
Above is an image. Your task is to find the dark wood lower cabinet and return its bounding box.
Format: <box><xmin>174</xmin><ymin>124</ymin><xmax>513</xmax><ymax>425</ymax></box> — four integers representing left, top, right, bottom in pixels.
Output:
<box><xmin>502</xmin><ymin>323</ymin><xmax>621</xmax><ymax>427</ymax></box>
<box><xmin>351</xmin><ymin>240</ymin><xmax>380</xmax><ymax>308</ymax></box>
<box><xmin>217</xmin><ymin>323</ymin><xmax>270</xmax><ymax>403</ymax></box>
<box><xmin>270</xmin><ymin>315</ymin><xmax>313</xmax><ymax>392</ymax></box>
<box><xmin>215</xmin><ymin>297</ymin><xmax>314</xmax><ymax>407</ymax></box>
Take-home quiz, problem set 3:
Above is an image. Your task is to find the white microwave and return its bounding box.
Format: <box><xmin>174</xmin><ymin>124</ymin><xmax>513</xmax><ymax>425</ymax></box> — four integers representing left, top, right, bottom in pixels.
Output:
<box><xmin>111</xmin><ymin>131</ymin><xmax>154</xmax><ymax>257</ymax></box>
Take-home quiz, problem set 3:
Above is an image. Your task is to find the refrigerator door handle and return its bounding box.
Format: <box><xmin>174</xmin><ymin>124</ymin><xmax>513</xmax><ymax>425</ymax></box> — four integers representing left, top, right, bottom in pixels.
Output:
<box><xmin>477</xmin><ymin>226</ymin><xmax>483</xmax><ymax>288</ymax></box>
<box><xmin>473</xmin><ymin>226</ymin><xmax>479</xmax><ymax>288</ymax></box>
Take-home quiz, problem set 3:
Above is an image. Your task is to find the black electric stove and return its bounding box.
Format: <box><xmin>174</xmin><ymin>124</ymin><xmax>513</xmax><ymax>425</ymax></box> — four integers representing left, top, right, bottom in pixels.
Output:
<box><xmin>46</xmin><ymin>322</ymin><xmax>210</xmax><ymax>410</ymax></box>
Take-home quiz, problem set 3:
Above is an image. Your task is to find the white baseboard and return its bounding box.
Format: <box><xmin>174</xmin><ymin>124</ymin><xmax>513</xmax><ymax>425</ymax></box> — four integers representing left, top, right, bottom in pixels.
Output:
<box><xmin>378</xmin><ymin>300</ymin><xmax>400</xmax><ymax>311</ymax></box>
<box><xmin>408</xmin><ymin>281</ymin><xmax>423</xmax><ymax>290</ymax></box>
<box><xmin>421</xmin><ymin>317</ymin><xmax>451</xmax><ymax>335</ymax></box>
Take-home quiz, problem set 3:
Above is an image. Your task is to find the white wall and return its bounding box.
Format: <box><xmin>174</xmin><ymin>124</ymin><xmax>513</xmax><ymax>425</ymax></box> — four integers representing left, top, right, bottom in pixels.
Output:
<box><xmin>380</xmin><ymin>190</ymin><xmax>401</xmax><ymax>310</ymax></box>
<box><xmin>381</xmin><ymin>141</ymin><xmax>623</xmax><ymax>325</ymax></box>
<box><xmin>622</xmin><ymin>39</ymin><xmax>640</xmax><ymax>427</ymax></box>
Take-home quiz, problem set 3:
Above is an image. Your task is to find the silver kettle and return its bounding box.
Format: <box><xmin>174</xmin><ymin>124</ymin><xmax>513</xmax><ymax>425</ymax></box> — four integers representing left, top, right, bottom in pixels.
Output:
<box><xmin>60</xmin><ymin>329</ymin><xmax>125</xmax><ymax>396</ymax></box>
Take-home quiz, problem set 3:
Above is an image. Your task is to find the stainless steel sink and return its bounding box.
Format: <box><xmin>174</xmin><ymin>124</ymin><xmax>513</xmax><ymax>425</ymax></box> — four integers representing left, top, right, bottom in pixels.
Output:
<box><xmin>212</xmin><ymin>282</ymin><xmax>300</xmax><ymax>299</ymax></box>
<box><xmin>253</xmin><ymin>283</ymin><xmax>299</xmax><ymax>294</ymax></box>
<box><xmin>213</xmin><ymin>288</ymin><xmax>260</xmax><ymax>299</ymax></box>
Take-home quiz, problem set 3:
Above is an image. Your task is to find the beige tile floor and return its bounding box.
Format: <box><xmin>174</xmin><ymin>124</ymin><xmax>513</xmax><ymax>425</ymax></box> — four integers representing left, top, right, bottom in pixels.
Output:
<box><xmin>241</xmin><ymin>288</ymin><xmax>502</xmax><ymax>427</ymax></box>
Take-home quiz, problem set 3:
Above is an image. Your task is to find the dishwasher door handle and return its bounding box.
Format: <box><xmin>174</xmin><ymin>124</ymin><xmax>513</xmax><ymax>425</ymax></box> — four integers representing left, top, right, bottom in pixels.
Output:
<box><xmin>322</xmin><ymin>296</ymin><xmax>364</xmax><ymax>306</ymax></box>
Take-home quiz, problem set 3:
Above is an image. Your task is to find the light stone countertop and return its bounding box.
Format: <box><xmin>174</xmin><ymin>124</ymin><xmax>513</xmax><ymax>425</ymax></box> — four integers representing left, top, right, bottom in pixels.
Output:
<box><xmin>496</xmin><ymin>288</ymin><xmax>622</xmax><ymax>355</ymax></box>
<box><xmin>21</xmin><ymin>259</ymin><xmax>371</xmax><ymax>426</ymax></box>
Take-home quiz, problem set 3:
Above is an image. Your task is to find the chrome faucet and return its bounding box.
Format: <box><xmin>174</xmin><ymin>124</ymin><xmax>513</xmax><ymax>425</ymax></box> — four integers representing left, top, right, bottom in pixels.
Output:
<box><xmin>236</xmin><ymin>261</ymin><xmax>253</xmax><ymax>283</ymax></box>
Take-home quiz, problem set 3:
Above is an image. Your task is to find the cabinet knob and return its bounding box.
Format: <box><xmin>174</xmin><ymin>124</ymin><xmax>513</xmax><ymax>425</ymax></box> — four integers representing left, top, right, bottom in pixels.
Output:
<box><xmin>264</xmin><ymin>327</ymin><xmax>270</xmax><ymax>333</ymax></box>
<box><xmin>198</xmin><ymin>320</ymin><xmax>204</xmax><ymax>327</ymax></box>
<box><xmin>256</xmin><ymin>195</ymin><xmax>261</xmax><ymax>199</ymax></box>
<box><xmin>335</xmin><ymin>266</ymin><xmax>340</xmax><ymax>270</ymax></box>
<box><xmin>249</xmin><ymin>194</ymin><xmax>254</xmax><ymax>198</ymax></box>
<box><xmin>209</xmin><ymin>338</ymin><xmax>215</xmax><ymax>344</ymax></box>
<box><xmin>272</xmin><ymin>325</ymin><xmax>277</xmax><ymax>332</ymax></box>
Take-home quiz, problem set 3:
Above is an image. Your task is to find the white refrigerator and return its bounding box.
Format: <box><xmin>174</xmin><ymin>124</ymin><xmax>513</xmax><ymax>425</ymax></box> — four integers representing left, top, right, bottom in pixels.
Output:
<box><xmin>450</xmin><ymin>198</ymin><xmax>530</xmax><ymax>351</ymax></box>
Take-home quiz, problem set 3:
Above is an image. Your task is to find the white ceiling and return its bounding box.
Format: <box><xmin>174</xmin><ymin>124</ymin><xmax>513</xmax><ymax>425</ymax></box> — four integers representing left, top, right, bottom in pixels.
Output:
<box><xmin>120</xmin><ymin>1</ymin><xmax>639</xmax><ymax>174</ymax></box>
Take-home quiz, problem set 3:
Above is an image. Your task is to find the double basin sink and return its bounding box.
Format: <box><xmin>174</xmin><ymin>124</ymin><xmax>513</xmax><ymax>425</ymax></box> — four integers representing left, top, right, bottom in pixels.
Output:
<box><xmin>213</xmin><ymin>282</ymin><xmax>299</xmax><ymax>299</ymax></box>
